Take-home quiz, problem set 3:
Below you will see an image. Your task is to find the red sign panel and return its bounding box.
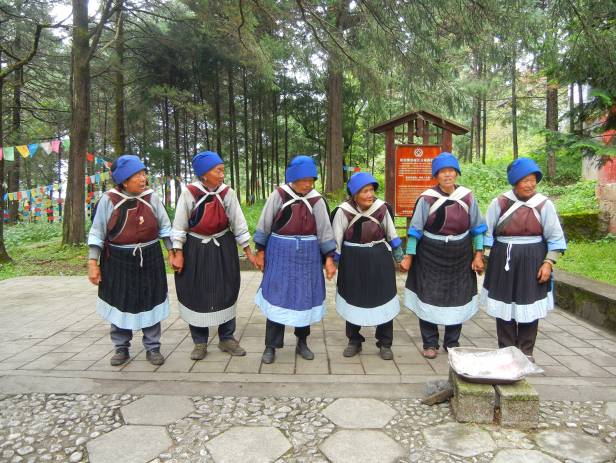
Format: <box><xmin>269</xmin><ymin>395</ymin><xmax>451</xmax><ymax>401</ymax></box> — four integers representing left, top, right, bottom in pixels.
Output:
<box><xmin>395</xmin><ymin>144</ymin><xmax>440</xmax><ymax>217</ymax></box>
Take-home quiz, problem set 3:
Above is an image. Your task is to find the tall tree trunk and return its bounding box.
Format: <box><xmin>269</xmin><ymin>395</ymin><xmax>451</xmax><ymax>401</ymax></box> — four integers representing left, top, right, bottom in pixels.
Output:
<box><xmin>325</xmin><ymin>59</ymin><xmax>344</xmax><ymax>193</ymax></box>
<box><xmin>283</xmin><ymin>90</ymin><xmax>289</xmax><ymax>169</ymax></box>
<box><xmin>481</xmin><ymin>95</ymin><xmax>487</xmax><ymax>164</ymax></box>
<box><xmin>511</xmin><ymin>48</ymin><xmax>519</xmax><ymax>159</ymax></box>
<box><xmin>112</xmin><ymin>0</ymin><xmax>126</xmax><ymax>155</ymax></box>
<box><xmin>227</xmin><ymin>65</ymin><xmax>239</xmax><ymax>194</ymax></box>
<box><xmin>243</xmin><ymin>68</ymin><xmax>250</xmax><ymax>203</ymax></box>
<box><xmin>250</xmin><ymin>93</ymin><xmax>257</xmax><ymax>203</ymax></box>
<box><xmin>577</xmin><ymin>83</ymin><xmax>584</xmax><ymax>134</ymax></box>
<box><xmin>173</xmin><ymin>104</ymin><xmax>181</xmax><ymax>203</ymax></box>
<box><xmin>272</xmin><ymin>91</ymin><xmax>279</xmax><ymax>186</ymax></box>
<box><xmin>569</xmin><ymin>83</ymin><xmax>575</xmax><ymax>133</ymax></box>
<box><xmin>0</xmin><ymin>55</ymin><xmax>11</xmax><ymax>262</ymax></box>
<box><xmin>546</xmin><ymin>83</ymin><xmax>559</xmax><ymax>178</ymax></box>
<box><xmin>63</xmin><ymin>0</ymin><xmax>91</xmax><ymax>244</ymax></box>
<box><xmin>8</xmin><ymin>64</ymin><xmax>22</xmax><ymax>223</ymax></box>
<box><xmin>162</xmin><ymin>98</ymin><xmax>171</xmax><ymax>206</ymax></box>
<box><xmin>258</xmin><ymin>94</ymin><xmax>265</xmax><ymax>199</ymax></box>
<box><xmin>214</xmin><ymin>63</ymin><xmax>222</xmax><ymax>156</ymax></box>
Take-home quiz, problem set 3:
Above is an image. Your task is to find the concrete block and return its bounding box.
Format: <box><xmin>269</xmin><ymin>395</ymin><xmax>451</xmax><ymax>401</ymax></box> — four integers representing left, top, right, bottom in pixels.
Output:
<box><xmin>449</xmin><ymin>368</ymin><xmax>495</xmax><ymax>424</ymax></box>
<box><xmin>495</xmin><ymin>379</ymin><xmax>539</xmax><ymax>428</ymax></box>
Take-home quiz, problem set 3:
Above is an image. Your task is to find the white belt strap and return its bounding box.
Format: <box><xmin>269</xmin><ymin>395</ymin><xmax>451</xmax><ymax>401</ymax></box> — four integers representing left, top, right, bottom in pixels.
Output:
<box><xmin>280</xmin><ymin>184</ymin><xmax>321</xmax><ymax>214</ymax></box>
<box><xmin>497</xmin><ymin>191</ymin><xmax>547</xmax><ymax>227</ymax></box>
<box><xmin>191</xmin><ymin>182</ymin><xmax>227</xmax><ymax>210</ymax></box>
<box><xmin>343</xmin><ymin>238</ymin><xmax>391</xmax><ymax>251</ymax></box>
<box><xmin>189</xmin><ymin>228</ymin><xmax>229</xmax><ymax>247</ymax></box>
<box><xmin>421</xmin><ymin>186</ymin><xmax>471</xmax><ymax>216</ymax></box>
<box><xmin>108</xmin><ymin>188</ymin><xmax>154</xmax><ymax>211</ymax></box>
<box><xmin>339</xmin><ymin>199</ymin><xmax>384</xmax><ymax>229</ymax></box>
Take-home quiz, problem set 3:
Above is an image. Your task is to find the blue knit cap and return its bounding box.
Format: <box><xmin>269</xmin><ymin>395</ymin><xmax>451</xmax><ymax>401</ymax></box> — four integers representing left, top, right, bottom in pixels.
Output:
<box><xmin>193</xmin><ymin>151</ymin><xmax>224</xmax><ymax>178</ymax></box>
<box><xmin>507</xmin><ymin>157</ymin><xmax>543</xmax><ymax>185</ymax></box>
<box><xmin>111</xmin><ymin>155</ymin><xmax>146</xmax><ymax>184</ymax></box>
<box><xmin>347</xmin><ymin>172</ymin><xmax>379</xmax><ymax>196</ymax></box>
<box><xmin>431</xmin><ymin>152</ymin><xmax>461</xmax><ymax>177</ymax></box>
<box><xmin>286</xmin><ymin>155</ymin><xmax>318</xmax><ymax>183</ymax></box>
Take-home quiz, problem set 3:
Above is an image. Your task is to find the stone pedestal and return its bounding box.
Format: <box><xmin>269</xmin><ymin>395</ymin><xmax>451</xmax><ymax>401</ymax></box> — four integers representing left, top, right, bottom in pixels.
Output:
<box><xmin>495</xmin><ymin>380</ymin><xmax>539</xmax><ymax>429</ymax></box>
<box><xmin>449</xmin><ymin>369</ymin><xmax>495</xmax><ymax>424</ymax></box>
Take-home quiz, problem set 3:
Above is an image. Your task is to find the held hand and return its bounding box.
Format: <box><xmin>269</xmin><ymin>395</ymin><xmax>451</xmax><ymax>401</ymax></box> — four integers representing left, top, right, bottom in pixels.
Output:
<box><xmin>244</xmin><ymin>247</ymin><xmax>258</xmax><ymax>269</ymax></box>
<box><xmin>171</xmin><ymin>251</ymin><xmax>184</xmax><ymax>274</ymax></box>
<box><xmin>537</xmin><ymin>262</ymin><xmax>552</xmax><ymax>284</ymax></box>
<box><xmin>255</xmin><ymin>250</ymin><xmax>265</xmax><ymax>272</ymax></box>
<box><xmin>88</xmin><ymin>261</ymin><xmax>101</xmax><ymax>285</ymax></box>
<box><xmin>324</xmin><ymin>256</ymin><xmax>336</xmax><ymax>280</ymax></box>
<box><xmin>471</xmin><ymin>252</ymin><xmax>485</xmax><ymax>275</ymax></box>
<box><xmin>399</xmin><ymin>255</ymin><xmax>412</xmax><ymax>273</ymax></box>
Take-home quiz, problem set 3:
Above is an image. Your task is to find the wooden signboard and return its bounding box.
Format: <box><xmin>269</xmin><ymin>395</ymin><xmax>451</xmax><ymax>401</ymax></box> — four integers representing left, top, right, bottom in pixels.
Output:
<box><xmin>394</xmin><ymin>144</ymin><xmax>440</xmax><ymax>217</ymax></box>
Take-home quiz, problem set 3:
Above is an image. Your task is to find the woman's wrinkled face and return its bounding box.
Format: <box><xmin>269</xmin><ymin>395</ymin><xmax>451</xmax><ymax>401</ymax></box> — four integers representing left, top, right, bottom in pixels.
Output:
<box><xmin>354</xmin><ymin>184</ymin><xmax>376</xmax><ymax>210</ymax></box>
<box><xmin>123</xmin><ymin>170</ymin><xmax>147</xmax><ymax>194</ymax></box>
<box><xmin>435</xmin><ymin>167</ymin><xmax>457</xmax><ymax>190</ymax></box>
<box><xmin>202</xmin><ymin>164</ymin><xmax>225</xmax><ymax>188</ymax></box>
<box><xmin>514</xmin><ymin>173</ymin><xmax>537</xmax><ymax>200</ymax></box>
<box><xmin>292</xmin><ymin>177</ymin><xmax>315</xmax><ymax>195</ymax></box>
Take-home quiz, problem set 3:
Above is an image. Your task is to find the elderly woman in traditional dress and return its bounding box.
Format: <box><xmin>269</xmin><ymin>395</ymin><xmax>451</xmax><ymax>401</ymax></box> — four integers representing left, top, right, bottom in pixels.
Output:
<box><xmin>88</xmin><ymin>155</ymin><xmax>172</xmax><ymax>366</ymax></box>
<box><xmin>170</xmin><ymin>151</ymin><xmax>255</xmax><ymax>360</ymax></box>
<box><xmin>400</xmin><ymin>152</ymin><xmax>486</xmax><ymax>359</ymax></box>
<box><xmin>481</xmin><ymin>158</ymin><xmax>566</xmax><ymax>359</ymax></box>
<box><xmin>254</xmin><ymin>155</ymin><xmax>337</xmax><ymax>364</ymax></box>
<box><xmin>331</xmin><ymin>172</ymin><xmax>403</xmax><ymax>360</ymax></box>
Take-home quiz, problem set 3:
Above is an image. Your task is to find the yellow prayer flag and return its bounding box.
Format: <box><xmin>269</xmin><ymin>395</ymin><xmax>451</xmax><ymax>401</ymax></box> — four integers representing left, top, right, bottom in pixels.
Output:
<box><xmin>16</xmin><ymin>145</ymin><xmax>30</xmax><ymax>158</ymax></box>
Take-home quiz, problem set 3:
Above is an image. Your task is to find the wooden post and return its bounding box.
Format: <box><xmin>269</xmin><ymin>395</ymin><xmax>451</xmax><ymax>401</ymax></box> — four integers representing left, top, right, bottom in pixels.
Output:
<box><xmin>442</xmin><ymin>130</ymin><xmax>453</xmax><ymax>152</ymax></box>
<box><xmin>423</xmin><ymin>121</ymin><xmax>430</xmax><ymax>144</ymax></box>
<box><xmin>407</xmin><ymin>121</ymin><xmax>414</xmax><ymax>144</ymax></box>
<box><xmin>385</xmin><ymin>128</ymin><xmax>395</xmax><ymax>207</ymax></box>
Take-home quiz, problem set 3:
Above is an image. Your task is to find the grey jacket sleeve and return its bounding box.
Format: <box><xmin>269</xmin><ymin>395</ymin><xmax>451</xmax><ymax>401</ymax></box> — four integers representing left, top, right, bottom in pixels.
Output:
<box><xmin>314</xmin><ymin>198</ymin><xmax>336</xmax><ymax>256</ymax></box>
<box><xmin>224</xmin><ymin>188</ymin><xmax>251</xmax><ymax>247</ymax></box>
<box><xmin>87</xmin><ymin>194</ymin><xmax>113</xmax><ymax>260</ymax></box>
<box><xmin>170</xmin><ymin>187</ymin><xmax>194</xmax><ymax>249</ymax></box>
<box><xmin>254</xmin><ymin>190</ymin><xmax>282</xmax><ymax>249</ymax></box>
<box><xmin>151</xmin><ymin>192</ymin><xmax>173</xmax><ymax>250</ymax></box>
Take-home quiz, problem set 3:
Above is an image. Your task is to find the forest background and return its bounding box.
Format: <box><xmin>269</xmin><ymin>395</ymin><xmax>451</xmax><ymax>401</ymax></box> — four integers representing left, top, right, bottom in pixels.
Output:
<box><xmin>1</xmin><ymin>0</ymin><xmax>615</xmax><ymax>283</ymax></box>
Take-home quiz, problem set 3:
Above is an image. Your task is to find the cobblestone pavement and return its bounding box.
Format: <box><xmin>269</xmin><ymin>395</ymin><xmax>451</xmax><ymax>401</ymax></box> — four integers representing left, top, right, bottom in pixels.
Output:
<box><xmin>1</xmin><ymin>393</ymin><xmax>615</xmax><ymax>462</ymax></box>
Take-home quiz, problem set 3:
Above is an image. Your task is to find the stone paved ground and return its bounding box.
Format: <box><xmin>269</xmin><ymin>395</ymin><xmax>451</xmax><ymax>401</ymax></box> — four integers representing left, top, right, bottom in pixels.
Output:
<box><xmin>1</xmin><ymin>273</ymin><xmax>616</xmax><ymax>462</ymax></box>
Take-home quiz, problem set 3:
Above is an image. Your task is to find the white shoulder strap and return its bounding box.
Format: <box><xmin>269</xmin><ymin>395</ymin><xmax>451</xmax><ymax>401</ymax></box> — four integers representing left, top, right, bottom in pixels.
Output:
<box><xmin>192</xmin><ymin>182</ymin><xmax>227</xmax><ymax>210</ymax></box>
<box><xmin>497</xmin><ymin>191</ymin><xmax>547</xmax><ymax>226</ymax></box>
<box><xmin>339</xmin><ymin>199</ymin><xmax>384</xmax><ymax>229</ymax></box>
<box><xmin>423</xmin><ymin>186</ymin><xmax>471</xmax><ymax>216</ymax></box>
<box><xmin>108</xmin><ymin>188</ymin><xmax>154</xmax><ymax>211</ymax></box>
<box><xmin>280</xmin><ymin>184</ymin><xmax>321</xmax><ymax>214</ymax></box>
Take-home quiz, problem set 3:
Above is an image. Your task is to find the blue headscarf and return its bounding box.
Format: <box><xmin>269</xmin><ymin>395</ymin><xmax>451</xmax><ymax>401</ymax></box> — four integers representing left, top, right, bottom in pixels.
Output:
<box><xmin>347</xmin><ymin>172</ymin><xmax>378</xmax><ymax>196</ymax></box>
<box><xmin>192</xmin><ymin>151</ymin><xmax>224</xmax><ymax>178</ymax></box>
<box><xmin>111</xmin><ymin>155</ymin><xmax>146</xmax><ymax>184</ymax></box>
<box><xmin>431</xmin><ymin>152</ymin><xmax>461</xmax><ymax>177</ymax></box>
<box><xmin>507</xmin><ymin>157</ymin><xmax>543</xmax><ymax>185</ymax></box>
<box><xmin>286</xmin><ymin>155</ymin><xmax>318</xmax><ymax>183</ymax></box>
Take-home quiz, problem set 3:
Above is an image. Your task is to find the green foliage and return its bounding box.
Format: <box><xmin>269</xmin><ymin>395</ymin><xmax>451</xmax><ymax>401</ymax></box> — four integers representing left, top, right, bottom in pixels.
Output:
<box><xmin>559</xmin><ymin>236</ymin><xmax>616</xmax><ymax>286</ymax></box>
<box><xmin>5</xmin><ymin>222</ymin><xmax>63</xmax><ymax>247</ymax></box>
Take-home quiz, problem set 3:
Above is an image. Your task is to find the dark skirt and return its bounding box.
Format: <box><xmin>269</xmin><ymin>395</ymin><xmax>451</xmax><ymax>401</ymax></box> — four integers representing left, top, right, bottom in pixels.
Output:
<box><xmin>255</xmin><ymin>233</ymin><xmax>325</xmax><ymax>327</ymax></box>
<box><xmin>481</xmin><ymin>239</ymin><xmax>552</xmax><ymax>323</ymax></box>
<box><xmin>404</xmin><ymin>234</ymin><xmax>478</xmax><ymax>325</ymax></box>
<box><xmin>98</xmin><ymin>240</ymin><xmax>169</xmax><ymax>330</ymax></box>
<box><xmin>336</xmin><ymin>242</ymin><xmax>399</xmax><ymax>326</ymax></box>
<box><xmin>175</xmin><ymin>231</ymin><xmax>240</xmax><ymax>327</ymax></box>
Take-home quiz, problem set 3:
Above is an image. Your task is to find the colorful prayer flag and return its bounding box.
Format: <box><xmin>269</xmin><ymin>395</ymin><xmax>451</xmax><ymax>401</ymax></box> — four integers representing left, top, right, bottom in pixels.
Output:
<box><xmin>62</xmin><ymin>139</ymin><xmax>70</xmax><ymax>150</ymax></box>
<box><xmin>40</xmin><ymin>142</ymin><xmax>52</xmax><ymax>154</ymax></box>
<box><xmin>16</xmin><ymin>145</ymin><xmax>29</xmax><ymax>158</ymax></box>
<box><xmin>51</xmin><ymin>139</ymin><xmax>61</xmax><ymax>153</ymax></box>
<box><xmin>28</xmin><ymin>143</ymin><xmax>39</xmax><ymax>157</ymax></box>
<box><xmin>3</xmin><ymin>147</ymin><xmax>14</xmax><ymax>161</ymax></box>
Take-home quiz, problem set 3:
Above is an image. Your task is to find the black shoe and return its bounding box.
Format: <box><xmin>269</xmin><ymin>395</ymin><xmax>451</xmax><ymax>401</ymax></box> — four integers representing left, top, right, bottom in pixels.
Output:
<box><xmin>296</xmin><ymin>339</ymin><xmax>314</xmax><ymax>360</ymax></box>
<box><xmin>343</xmin><ymin>343</ymin><xmax>362</xmax><ymax>357</ymax></box>
<box><xmin>379</xmin><ymin>346</ymin><xmax>393</xmax><ymax>360</ymax></box>
<box><xmin>262</xmin><ymin>347</ymin><xmax>275</xmax><ymax>364</ymax></box>
<box><xmin>146</xmin><ymin>349</ymin><xmax>165</xmax><ymax>366</ymax></box>
<box><xmin>110</xmin><ymin>348</ymin><xmax>129</xmax><ymax>366</ymax></box>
